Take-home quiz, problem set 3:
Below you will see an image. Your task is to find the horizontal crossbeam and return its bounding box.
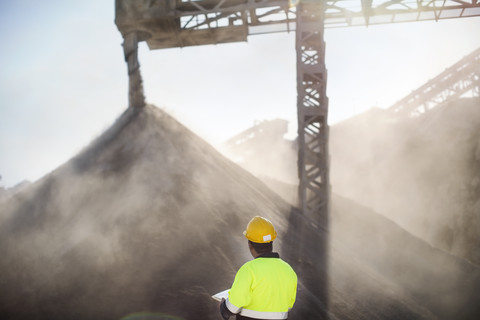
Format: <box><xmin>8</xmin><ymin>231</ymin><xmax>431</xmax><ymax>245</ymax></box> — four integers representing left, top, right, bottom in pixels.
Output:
<box><xmin>116</xmin><ymin>0</ymin><xmax>480</xmax><ymax>49</ymax></box>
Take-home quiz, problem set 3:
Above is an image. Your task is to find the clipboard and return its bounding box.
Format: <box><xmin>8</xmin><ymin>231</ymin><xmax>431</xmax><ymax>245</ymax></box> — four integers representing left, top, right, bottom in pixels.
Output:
<box><xmin>211</xmin><ymin>288</ymin><xmax>230</xmax><ymax>302</ymax></box>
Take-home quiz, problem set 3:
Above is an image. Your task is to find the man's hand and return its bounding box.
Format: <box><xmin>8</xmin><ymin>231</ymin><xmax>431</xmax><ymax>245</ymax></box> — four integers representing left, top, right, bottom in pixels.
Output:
<box><xmin>218</xmin><ymin>298</ymin><xmax>225</xmax><ymax>309</ymax></box>
<box><xmin>219</xmin><ymin>298</ymin><xmax>234</xmax><ymax>319</ymax></box>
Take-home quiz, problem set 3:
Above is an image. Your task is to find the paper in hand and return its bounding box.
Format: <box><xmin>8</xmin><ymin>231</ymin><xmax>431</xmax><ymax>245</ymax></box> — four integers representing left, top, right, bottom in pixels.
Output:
<box><xmin>211</xmin><ymin>289</ymin><xmax>230</xmax><ymax>302</ymax></box>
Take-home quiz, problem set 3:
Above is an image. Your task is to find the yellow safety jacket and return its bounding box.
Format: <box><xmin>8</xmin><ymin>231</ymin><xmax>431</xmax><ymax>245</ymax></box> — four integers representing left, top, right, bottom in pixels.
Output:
<box><xmin>225</xmin><ymin>252</ymin><xmax>297</xmax><ymax>319</ymax></box>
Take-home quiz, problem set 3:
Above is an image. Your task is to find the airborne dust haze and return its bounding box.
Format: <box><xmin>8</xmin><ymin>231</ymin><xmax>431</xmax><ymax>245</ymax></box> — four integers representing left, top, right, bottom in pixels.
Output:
<box><xmin>225</xmin><ymin>96</ymin><xmax>480</xmax><ymax>319</ymax></box>
<box><xmin>1</xmin><ymin>1</ymin><xmax>479</xmax><ymax>317</ymax></box>
<box><xmin>1</xmin><ymin>97</ymin><xmax>480</xmax><ymax>319</ymax></box>
<box><xmin>1</xmin><ymin>34</ymin><xmax>480</xmax><ymax>318</ymax></box>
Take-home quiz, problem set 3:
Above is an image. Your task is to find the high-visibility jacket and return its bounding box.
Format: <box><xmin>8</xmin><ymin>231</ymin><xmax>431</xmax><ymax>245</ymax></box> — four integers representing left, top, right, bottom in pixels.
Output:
<box><xmin>225</xmin><ymin>252</ymin><xmax>297</xmax><ymax>319</ymax></box>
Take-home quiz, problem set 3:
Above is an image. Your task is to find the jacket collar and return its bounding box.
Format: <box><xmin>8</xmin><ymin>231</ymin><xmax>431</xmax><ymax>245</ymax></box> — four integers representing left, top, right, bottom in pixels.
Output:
<box><xmin>256</xmin><ymin>252</ymin><xmax>280</xmax><ymax>259</ymax></box>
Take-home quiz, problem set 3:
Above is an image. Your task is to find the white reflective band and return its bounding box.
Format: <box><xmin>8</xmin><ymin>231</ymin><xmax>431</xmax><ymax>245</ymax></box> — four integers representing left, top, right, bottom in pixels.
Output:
<box><xmin>263</xmin><ymin>234</ymin><xmax>272</xmax><ymax>242</ymax></box>
<box><xmin>240</xmin><ymin>308</ymin><xmax>289</xmax><ymax>319</ymax></box>
<box><xmin>225</xmin><ymin>298</ymin><xmax>242</xmax><ymax>314</ymax></box>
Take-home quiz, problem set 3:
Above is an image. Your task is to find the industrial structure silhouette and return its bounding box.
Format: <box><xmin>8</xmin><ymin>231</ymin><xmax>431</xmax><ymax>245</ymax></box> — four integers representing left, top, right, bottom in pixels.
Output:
<box><xmin>114</xmin><ymin>1</ymin><xmax>480</xmax><ymax>317</ymax></box>
<box><xmin>0</xmin><ymin>2</ymin><xmax>478</xmax><ymax>319</ymax></box>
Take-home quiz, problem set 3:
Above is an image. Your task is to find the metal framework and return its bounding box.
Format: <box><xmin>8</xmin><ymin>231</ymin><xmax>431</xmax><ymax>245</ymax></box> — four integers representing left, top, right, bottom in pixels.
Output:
<box><xmin>115</xmin><ymin>1</ymin><xmax>479</xmax><ymax>317</ymax></box>
<box><xmin>389</xmin><ymin>46</ymin><xmax>480</xmax><ymax>117</ymax></box>
<box><xmin>295</xmin><ymin>1</ymin><xmax>330</xmax><ymax>224</ymax></box>
<box><xmin>225</xmin><ymin>119</ymin><xmax>288</xmax><ymax>149</ymax></box>
<box><xmin>224</xmin><ymin>119</ymin><xmax>289</xmax><ymax>169</ymax></box>
<box><xmin>115</xmin><ymin>0</ymin><xmax>480</xmax><ymax>49</ymax></box>
<box><xmin>295</xmin><ymin>2</ymin><xmax>330</xmax><ymax>317</ymax></box>
<box><xmin>114</xmin><ymin>0</ymin><xmax>480</xmax><ymax>212</ymax></box>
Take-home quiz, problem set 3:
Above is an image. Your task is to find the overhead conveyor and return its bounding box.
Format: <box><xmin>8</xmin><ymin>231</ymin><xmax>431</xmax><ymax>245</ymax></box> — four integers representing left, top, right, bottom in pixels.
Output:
<box><xmin>115</xmin><ymin>1</ymin><xmax>480</xmax><ymax>317</ymax></box>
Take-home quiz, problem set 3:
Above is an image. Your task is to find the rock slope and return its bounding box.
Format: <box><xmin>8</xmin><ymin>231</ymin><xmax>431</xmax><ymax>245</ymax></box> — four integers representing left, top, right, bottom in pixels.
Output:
<box><xmin>1</xmin><ymin>104</ymin><xmax>479</xmax><ymax>319</ymax></box>
<box><xmin>330</xmin><ymin>97</ymin><xmax>480</xmax><ymax>265</ymax></box>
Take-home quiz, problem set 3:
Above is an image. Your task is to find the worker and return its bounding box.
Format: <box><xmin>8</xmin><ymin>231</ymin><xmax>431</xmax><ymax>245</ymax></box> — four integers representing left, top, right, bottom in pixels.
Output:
<box><xmin>219</xmin><ymin>216</ymin><xmax>297</xmax><ymax>319</ymax></box>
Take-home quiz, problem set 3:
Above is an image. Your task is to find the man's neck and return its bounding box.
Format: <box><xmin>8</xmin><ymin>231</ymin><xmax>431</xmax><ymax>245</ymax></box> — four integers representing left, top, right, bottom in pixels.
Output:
<box><xmin>255</xmin><ymin>252</ymin><xmax>280</xmax><ymax>259</ymax></box>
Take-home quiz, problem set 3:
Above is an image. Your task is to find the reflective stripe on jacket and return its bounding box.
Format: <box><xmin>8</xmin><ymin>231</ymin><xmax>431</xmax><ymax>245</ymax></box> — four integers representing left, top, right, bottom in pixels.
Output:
<box><xmin>226</xmin><ymin>252</ymin><xmax>297</xmax><ymax>319</ymax></box>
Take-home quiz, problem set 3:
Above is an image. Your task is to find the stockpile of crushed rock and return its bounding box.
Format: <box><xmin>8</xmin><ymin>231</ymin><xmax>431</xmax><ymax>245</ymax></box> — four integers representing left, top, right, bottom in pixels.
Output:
<box><xmin>330</xmin><ymin>97</ymin><xmax>480</xmax><ymax>265</ymax></box>
<box><xmin>0</xmin><ymin>104</ymin><xmax>479</xmax><ymax>319</ymax></box>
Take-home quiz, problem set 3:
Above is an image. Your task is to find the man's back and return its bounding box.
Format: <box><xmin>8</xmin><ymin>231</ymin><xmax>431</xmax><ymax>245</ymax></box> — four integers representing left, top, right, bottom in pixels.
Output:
<box><xmin>227</xmin><ymin>253</ymin><xmax>297</xmax><ymax>319</ymax></box>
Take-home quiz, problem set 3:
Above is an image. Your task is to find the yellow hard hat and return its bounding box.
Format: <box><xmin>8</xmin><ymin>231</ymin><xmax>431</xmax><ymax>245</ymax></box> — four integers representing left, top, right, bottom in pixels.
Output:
<box><xmin>243</xmin><ymin>216</ymin><xmax>277</xmax><ymax>243</ymax></box>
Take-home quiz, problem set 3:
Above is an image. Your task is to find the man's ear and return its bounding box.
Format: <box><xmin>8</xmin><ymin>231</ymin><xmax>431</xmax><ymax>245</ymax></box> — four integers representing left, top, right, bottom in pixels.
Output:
<box><xmin>248</xmin><ymin>241</ymin><xmax>254</xmax><ymax>253</ymax></box>
<box><xmin>248</xmin><ymin>241</ymin><xmax>259</xmax><ymax>258</ymax></box>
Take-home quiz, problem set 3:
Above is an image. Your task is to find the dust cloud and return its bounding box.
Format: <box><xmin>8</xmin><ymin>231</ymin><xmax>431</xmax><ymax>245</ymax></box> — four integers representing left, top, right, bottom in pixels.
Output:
<box><xmin>327</xmin><ymin>98</ymin><xmax>480</xmax><ymax>319</ymax></box>
<box><xmin>1</xmin><ymin>102</ymin><xmax>479</xmax><ymax>319</ymax></box>
<box><xmin>219</xmin><ymin>119</ymin><xmax>298</xmax><ymax>204</ymax></box>
<box><xmin>223</xmin><ymin>97</ymin><xmax>480</xmax><ymax>319</ymax></box>
<box><xmin>0</xmin><ymin>105</ymin><xmax>292</xmax><ymax>319</ymax></box>
<box><xmin>330</xmin><ymin>98</ymin><xmax>480</xmax><ymax>265</ymax></box>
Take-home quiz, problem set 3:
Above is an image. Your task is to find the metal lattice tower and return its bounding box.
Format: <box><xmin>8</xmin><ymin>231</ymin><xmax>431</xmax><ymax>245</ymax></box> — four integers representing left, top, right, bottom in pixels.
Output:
<box><xmin>296</xmin><ymin>1</ymin><xmax>329</xmax><ymax>224</ymax></box>
<box><xmin>295</xmin><ymin>4</ymin><xmax>330</xmax><ymax>316</ymax></box>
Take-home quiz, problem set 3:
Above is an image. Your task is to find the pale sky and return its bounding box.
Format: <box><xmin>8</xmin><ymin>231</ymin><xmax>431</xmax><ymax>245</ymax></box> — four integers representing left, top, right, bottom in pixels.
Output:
<box><xmin>0</xmin><ymin>0</ymin><xmax>479</xmax><ymax>187</ymax></box>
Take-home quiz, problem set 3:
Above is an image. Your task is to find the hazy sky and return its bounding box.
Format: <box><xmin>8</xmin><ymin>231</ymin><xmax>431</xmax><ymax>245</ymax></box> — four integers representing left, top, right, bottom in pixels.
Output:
<box><xmin>0</xmin><ymin>0</ymin><xmax>479</xmax><ymax>187</ymax></box>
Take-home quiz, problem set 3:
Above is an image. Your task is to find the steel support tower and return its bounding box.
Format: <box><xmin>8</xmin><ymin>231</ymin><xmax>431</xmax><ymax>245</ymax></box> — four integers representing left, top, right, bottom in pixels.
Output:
<box><xmin>294</xmin><ymin>4</ymin><xmax>330</xmax><ymax>316</ymax></box>
<box><xmin>296</xmin><ymin>1</ymin><xmax>329</xmax><ymax>225</ymax></box>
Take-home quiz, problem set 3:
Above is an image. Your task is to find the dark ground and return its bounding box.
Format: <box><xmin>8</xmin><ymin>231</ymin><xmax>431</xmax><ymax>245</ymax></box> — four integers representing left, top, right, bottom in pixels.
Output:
<box><xmin>1</xmin><ymin>105</ymin><xmax>479</xmax><ymax>319</ymax></box>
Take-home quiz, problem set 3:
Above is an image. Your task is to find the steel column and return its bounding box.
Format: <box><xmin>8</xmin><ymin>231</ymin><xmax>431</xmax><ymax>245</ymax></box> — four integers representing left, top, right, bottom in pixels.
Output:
<box><xmin>296</xmin><ymin>0</ymin><xmax>330</xmax><ymax>317</ymax></box>
<box><xmin>296</xmin><ymin>1</ymin><xmax>330</xmax><ymax>229</ymax></box>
